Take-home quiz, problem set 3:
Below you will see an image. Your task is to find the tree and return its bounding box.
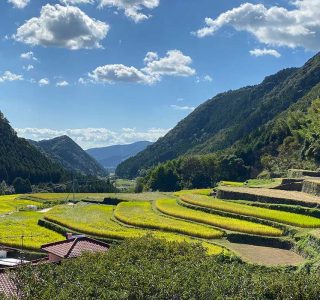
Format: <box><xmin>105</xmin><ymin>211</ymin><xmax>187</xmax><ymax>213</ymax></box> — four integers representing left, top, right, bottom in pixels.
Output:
<box><xmin>0</xmin><ymin>181</ymin><xmax>7</xmax><ymax>195</ymax></box>
<box><xmin>13</xmin><ymin>177</ymin><xmax>32</xmax><ymax>194</ymax></box>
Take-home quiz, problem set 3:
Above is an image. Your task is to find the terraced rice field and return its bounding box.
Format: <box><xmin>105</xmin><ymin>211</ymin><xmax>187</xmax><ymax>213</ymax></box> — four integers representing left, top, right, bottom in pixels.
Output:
<box><xmin>45</xmin><ymin>203</ymin><xmax>224</xmax><ymax>255</ymax></box>
<box><xmin>114</xmin><ymin>202</ymin><xmax>224</xmax><ymax>239</ymax></box>
<box><xmin>0</xmin><ymin>211</ymin><xmax>63</xmax><ymax>250</ymax></box>
<box><xmin>180</xmin><ymin>194</ymin><xmax>320</xmax><ymax>228</ymax></box>
<box><xmin>45</xmin><ymin>203</ymin><xmax>143</xmax><ymax>239</ymax></box>
<box><xmin>156</xmin><ymin>199</ymin><xmax>282</xmax><ymax>236</ymax></box>
<box><xmin>0</xmin><ymin>195</ymin><xmax>41</xmax><ymax>214</ymax></box>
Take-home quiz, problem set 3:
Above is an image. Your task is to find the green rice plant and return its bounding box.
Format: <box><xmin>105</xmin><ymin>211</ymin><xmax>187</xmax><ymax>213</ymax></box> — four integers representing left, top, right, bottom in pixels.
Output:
<box><xmin>174</xmin><ymin>189</ymin><xmax>213</xmax><ymax>197</ymax></box>
<box><xmin>0</xmin><ymin>195</ymin><xmax>42</xmax><ymax>215</ymax></box>
<box><xmin>0</xmin><ymin>211</ymin><xmax>64</xmax><ymax>250</ymax></box>
<box><xmin>45</xmin><ymin>203</ymin><xmax>224</xmax><ymax>255</ymax></box>
<box><xmin>180</xmin><ymin>194</ymin><xmax>320</xmax><ymax>228</ymax></box>
<box><xmin>114</xmin><ymin>202</ymin><xmax>224</xmax><ymax>239</ymax></box>
<box><xmin>156</xmin><ymin>199</ymin><xmax>282</xmax><ymax>236</ymax></box>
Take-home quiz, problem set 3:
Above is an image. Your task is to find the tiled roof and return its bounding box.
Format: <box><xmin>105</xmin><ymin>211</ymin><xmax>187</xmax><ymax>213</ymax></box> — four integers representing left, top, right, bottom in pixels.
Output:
<box><xmin>0</xmin><ymin>272</ymin><xmax>16</xmax><ymax>298</ymax></box>
<box><xmin>41</xmin><ymin>237</ymin><xmax>109</xmax><ymax>258</ymax></box>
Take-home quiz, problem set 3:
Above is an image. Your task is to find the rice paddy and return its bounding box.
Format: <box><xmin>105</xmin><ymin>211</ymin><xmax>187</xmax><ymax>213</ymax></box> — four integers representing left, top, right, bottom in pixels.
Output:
<box><xmin>0</xmin><ymin>211</ymin><xmax>64</xmax><ymax>250</ymax></box>
<box><xmin>0</xmin><ymin>195</ymin><xmax>41</xmax><ymax>215</ymax></box>
<box><xmin>45</xmin><ymin>203</ymin><xmax>224</xmax><ymax>255</ymax></box>
<box><xmin>114</xmin><ymin>201</ymin><xmax>224</xmax><ymax>239</ymax></box>
<box><xmin>180</xmin><ymin>194</ymin><xmax>320</xmax><ymax>228</ymax></box>
<box><xmin>156</xmin><ymin>199</ymin><xmax>282</xmax><ymax>236</ymax></box>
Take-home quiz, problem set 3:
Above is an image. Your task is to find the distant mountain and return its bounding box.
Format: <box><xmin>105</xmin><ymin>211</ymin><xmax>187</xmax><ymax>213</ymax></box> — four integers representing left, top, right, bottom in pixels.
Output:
<box><xmin>87</xmin><ymin>141</ymin><xmax>153</xmax><ymax>171</ymax></box>
<box><xmin>30</xmin><ymin>136</ymin><xmax>107</xmax><ymax>177</ymax></box>
<box><xmin>0</xmin><ymin>112</ymin><xmax>64</xmax><ymax>184</ymax></box>
<box><xmin>116</xmin><ymin>52</ymin><xmax>320</xmax><ymax>178</ymax></box>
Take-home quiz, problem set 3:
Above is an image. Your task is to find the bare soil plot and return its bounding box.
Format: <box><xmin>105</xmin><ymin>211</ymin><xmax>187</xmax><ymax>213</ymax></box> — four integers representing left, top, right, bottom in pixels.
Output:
<box><xmin>218</xmin><ymin>240</ymin><xmax>305</xmax><ymax>266</ymax></box>
<box><xmin>217</xmin><ymin>186</ymin><xmax>320</xmax><ymax>207</ymax></box>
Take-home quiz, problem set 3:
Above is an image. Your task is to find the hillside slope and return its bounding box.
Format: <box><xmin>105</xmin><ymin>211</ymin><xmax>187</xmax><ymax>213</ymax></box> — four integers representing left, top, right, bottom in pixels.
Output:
<box><xmin>0</xmin><ymin>112</ymin><xmax>64</xmax><ymax>184</ymax></box>
<box><xmin>117</xmin><ymin>53</ymin><xmax>320</xmax><ymax>178</ymax></box>
<box><xmin>31</xmin><ymin>136</ymin><xmax>107</xmax><ymax>177</ymax></box>
<box><xmin>87</xmin><ymin>141</ymin><xmax>153</xmax><ymax>170</ymax></box>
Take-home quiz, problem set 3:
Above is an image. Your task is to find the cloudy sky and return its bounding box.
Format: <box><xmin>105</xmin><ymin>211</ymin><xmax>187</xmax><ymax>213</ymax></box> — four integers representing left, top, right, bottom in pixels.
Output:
<box><xmin>0</xmin><ymin>0</ymin><xmax>319</xmax><ymax>149</ymax></box>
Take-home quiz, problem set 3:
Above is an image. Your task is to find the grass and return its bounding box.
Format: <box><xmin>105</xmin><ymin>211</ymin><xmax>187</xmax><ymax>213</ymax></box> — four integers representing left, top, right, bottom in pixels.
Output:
<box><xmin>174</xmin><ymin>189</ymin><xmax>213</xmax><ymax>197</ymax></box>
<box><xmin>180</xmin><ymin>194</ymin><xmax>320</xmax><ymax>228</ymax></box>
<box><xmin>104</xmin><ymin>192</ymin><xmax>173</xmax><ymax>202</ymax></box>
<box><xmin>219</xmin><ymin>179</ymin><xmax>282</xmax><ymax>188</ymax></box>
<box><xmin>114</xmin><ymin>202</ymin><xmax>224</xmax><ymax>239</ymax></box>
<box><xmin>45</xmin><ymin>203</ymin><xmax>224</xmax><ymax>255</ymax></box>
<box><xmin>0</xmin><ymin>195</ymin><xmax>42</xmax><ymax>215</ymax></box>
<box><xmin>156</xmin><ymin>199</ymin><xmax>282</xmax><ymax>236</ymax></box>
<box><xmin>0</xmin><ymin>211</ymin><xmax>64</xmax><ymax>250</ymax></box>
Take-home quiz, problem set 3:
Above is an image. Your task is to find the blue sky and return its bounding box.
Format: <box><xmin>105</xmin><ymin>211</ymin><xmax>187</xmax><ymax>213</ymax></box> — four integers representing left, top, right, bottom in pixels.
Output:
<box><xmin>0</xmin><ymin>0</ymin><xmax>319</xmax><ymax>149</ymax></box>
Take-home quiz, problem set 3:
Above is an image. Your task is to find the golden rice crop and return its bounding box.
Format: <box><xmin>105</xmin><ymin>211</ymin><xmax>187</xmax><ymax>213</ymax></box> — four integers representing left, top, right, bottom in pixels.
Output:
<box><xmin>45</xmin><ymin>203</ymin><xmax>143</xmax><ymax>240</ymax></box>
<box><xmin>181</xmin><ymin>194</ymin><xmax>320</xmax><ymax>228</ymax></box>
<box><xmin>114</xmin><ymin>202</ymin><xmax>224</xmax><ymax>239</ymax></box>
<box><xmin>156</xmin><ymin>199</ymin><xmax>282</xmax><ymax>236</ymax></box>
<box><xmin>0</xmin><ymin>195</ymin><xmax>41</xmax><ymax>215</ymax></box>
<box><xmin>174</xmin><ymin>189</ymin><xmax>213</xmax><ymax>197</ymax></box>
<box><xmin>0</xmin><ymin>211</ymin><xmax>64</xmax><ymax>250</ymax></box>
<box><xmin>45</xmin><ymin>203</ymin><xmax>224</xmax><ymax>255</ymax></box>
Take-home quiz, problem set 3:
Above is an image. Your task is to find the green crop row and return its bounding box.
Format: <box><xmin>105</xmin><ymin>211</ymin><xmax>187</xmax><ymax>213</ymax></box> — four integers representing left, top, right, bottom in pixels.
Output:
<box><xmin>156</xmin><ymin>199</ymin><xmax>282</xmax><ymax>236</ymax></box>
<box><xmin>180</xmin><ymin>195</ymin><xmax>320</xmax><ymax>228</ymax></box>
<box><xmin>114</xmin><ymin>202</ymin><xmax>224</xmax><ymax>239</ymax></box>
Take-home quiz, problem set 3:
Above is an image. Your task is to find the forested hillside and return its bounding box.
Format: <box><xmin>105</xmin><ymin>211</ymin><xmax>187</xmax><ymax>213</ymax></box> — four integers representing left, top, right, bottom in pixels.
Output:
<box><xmin>0</xmin><ymin>112</ymin><xmax>64</xmax><ymax>184</ymax></box>
<box><xmin>117</xmin><ymin>53</ymin><xmax>320</xmax><ymax>179</ymax></box>
<box><xmin>31</xmin><ymin>136</ymin><xmax>107</xmax><ymax>177</ymax></box>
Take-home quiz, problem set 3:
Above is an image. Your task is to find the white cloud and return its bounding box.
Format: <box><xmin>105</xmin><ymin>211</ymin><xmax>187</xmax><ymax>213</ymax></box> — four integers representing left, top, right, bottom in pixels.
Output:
<box><xmin>38</xmin><ymin>78</ymin><xmax>50</xmax><ymax>86</ymax></box>
<box><xmin>171</xmin><ymin>104</ymin><xmax>195</xmax><ymax>111</ymax></box>
<box><xmin>204</xmin><ymin>75</ymin><xmax>213</xmax><ymax>82</ymax></box>
<box><xmin>14</xmin><ymin>4</ymin><xmax>109</xmax><ymax>50</ymax></box>
<box><xmin>23</xmin><ymin>64</ymin><xmax>34</xmax><ymax>71</ymax></box>
<box><xmin>8</xmin><ymin>0</ymin><xmax>29</xmax><ymax>9</ymax></box>
<box><xmin>98</xmin><ymin>0</ymin><xmax>160</xmax><ymax>23</ymax></box>
<box><xmin>60</xmin><ymin>0</ymin><xmax>94</xmax><ymax>4</ymax></box>
<box><xmin>20</xmin><ymin>51</ymin><xmax>38</xmax><ymax>61</ymax></box>
<box><xmin>89</xmin><ymin>64</ymin><xmax>154</xmax><ymax>84</ymax></box>
<box><xmin>0</xmin><ymin>71</ymin><xmax>23</xmax><ymax>83</ymax></box>
<box><xmin>56</xmin><ymin>80</ymin><xmax>70</xmax><ymax>87</ymax></box>
<box><xmin>16</xmin><ymin>127</ymin><xmax>169</xmax><ymax>149</ymax></box>
<box><xmin>142</xmin><ymin>50</ymin><xmax>196</xmax><ymax>77</ymax></box>
<box><xmin>195</xmin><ymin>0</ymin><xmax>320</xmax><ymax>51</ymax></box>
<box><xmin>250</xmin><ymin>48</ymin><xmax>281</xmax><ymax>58</ymax></box>
<box><xmin>88</xmin><ymin>50</ymin><xmax>195</xmax><ymax>85</ymax></box>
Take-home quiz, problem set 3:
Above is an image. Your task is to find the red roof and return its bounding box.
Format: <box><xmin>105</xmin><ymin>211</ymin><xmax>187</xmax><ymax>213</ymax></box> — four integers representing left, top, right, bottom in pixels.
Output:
<box><xmin>0</xmin><ymin>272</ymin><xmax>16</xmax><ymax>298</ymax></box>
<box><xmin>41</xmin><ymin>237</ymin><xmax>109</xmax><ymax>259</ymax></box>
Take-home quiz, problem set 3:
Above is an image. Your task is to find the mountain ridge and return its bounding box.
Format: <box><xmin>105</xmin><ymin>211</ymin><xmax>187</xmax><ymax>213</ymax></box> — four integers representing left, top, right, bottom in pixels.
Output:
<box><xmin>87</xmin><ymin>141</ymin><xmax>153</xmax><ymax>171</ymax></box>
<box><xmin>116</xmin><ymin>52</ymin><xmax>320</xmax><ymax>178</ymax></box>
<box><xmin>30</xmin><ymin>135</ymin><xmax>107</xmax><ymax>177</ymax></box>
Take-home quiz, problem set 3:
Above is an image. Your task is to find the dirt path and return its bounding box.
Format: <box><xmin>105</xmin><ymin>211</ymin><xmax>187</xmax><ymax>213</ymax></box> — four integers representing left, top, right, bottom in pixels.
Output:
<box><xmin>218</xmin><ymin>240</ymin><xmax>305</xmax><ymax>266</ymax></box>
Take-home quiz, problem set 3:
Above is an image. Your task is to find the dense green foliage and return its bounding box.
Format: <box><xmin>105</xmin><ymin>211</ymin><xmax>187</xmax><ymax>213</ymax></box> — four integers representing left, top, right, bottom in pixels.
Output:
<box><xmin>11</xmin><ymin>236</ymin><xmax>320</xmax><ymax>300</ymax></box>
<box><xmin>0</xmin><ymin>112</ymin><xmax>64</xmax><ymax>184</ymax></box>
<box><xmin>31</xmin><ymin>135</ymin><xmax>107</xmax><ymax>177</ymax></box>
<box><xmin>143</xmin><ymin>154</ymin><xmax>249</xmax><ymax>191</ymax></box>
